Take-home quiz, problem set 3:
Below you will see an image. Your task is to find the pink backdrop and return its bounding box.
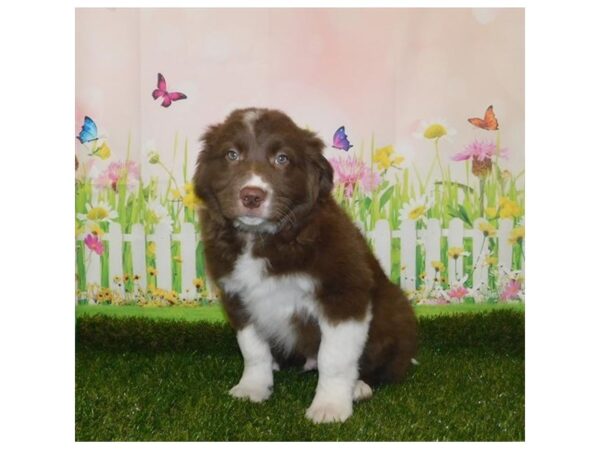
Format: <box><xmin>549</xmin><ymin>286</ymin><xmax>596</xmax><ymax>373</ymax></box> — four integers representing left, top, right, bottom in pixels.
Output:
<box><xmin>76</xmin><ymin>8</ymin><xmax>524</xmax><ymax>182</ymax></box>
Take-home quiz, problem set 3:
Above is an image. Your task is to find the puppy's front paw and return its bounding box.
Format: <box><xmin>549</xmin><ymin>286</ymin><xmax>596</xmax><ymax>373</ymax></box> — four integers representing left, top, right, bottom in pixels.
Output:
<box><xmin>306</xmin><ymin>397</ymin><xmax>352</xmax><ymax>424</ymax></box>
<box><xmin>229</xmin><ymin>382</ymin><xmax>272</xmax><ymax>403</ymax></box>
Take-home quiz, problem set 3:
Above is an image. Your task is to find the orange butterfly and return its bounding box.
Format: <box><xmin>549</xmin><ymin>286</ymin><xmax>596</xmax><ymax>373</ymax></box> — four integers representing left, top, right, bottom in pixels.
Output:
<box><xmin>468</xmin><ymin>105</ymin><xmax>499</xmax><ymax>131</ymax></box>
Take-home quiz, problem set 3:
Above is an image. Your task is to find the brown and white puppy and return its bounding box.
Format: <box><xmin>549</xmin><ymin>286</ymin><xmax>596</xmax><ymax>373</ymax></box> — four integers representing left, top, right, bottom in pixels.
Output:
<box><xmin>193</xmin><ymin>108</ymin><xmax>417</xmax><ymax>424</ymax></box>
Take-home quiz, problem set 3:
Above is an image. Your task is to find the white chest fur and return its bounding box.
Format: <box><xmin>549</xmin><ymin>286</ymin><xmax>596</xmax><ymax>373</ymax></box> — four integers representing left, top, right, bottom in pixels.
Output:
<box><xmin>219</xmin><ymin>240</ymin><xmax>319</xmax><ymax>355</ymax></box>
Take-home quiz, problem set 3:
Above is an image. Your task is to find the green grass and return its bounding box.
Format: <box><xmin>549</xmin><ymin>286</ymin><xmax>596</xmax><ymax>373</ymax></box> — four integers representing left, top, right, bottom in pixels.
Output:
<box><xmin>76</xmin><ymin>309</ymin><xmax>524</xmax><ymax>441</ymax></box>
<box><xmin>76</xmin><ymin>302</ymin><xmax>524</xmax><ymax>323</ymax></box>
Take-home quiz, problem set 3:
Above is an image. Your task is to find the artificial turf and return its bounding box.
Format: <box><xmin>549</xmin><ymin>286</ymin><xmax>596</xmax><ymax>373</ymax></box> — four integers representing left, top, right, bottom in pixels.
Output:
<box><xmin>75</xmin><ymin>308</ymin><xmax>524</xmax><ymax>441</ymax></box>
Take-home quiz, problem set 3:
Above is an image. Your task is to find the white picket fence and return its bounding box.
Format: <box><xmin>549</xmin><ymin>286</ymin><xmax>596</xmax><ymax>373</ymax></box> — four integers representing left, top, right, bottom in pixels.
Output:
<box><xmin>363</xmin><ymin>217</ymin><xmax>519</xmax><ymax>291</ymax></box>
<box><xmin>77</xmin><ymin>217</ymin><xmax>521</xmax><ymax>299</ymax></box>
<box><xmin>78</xmin><ymin>221</ymin><xmax>201</xmax><ymax>300</ymax></box>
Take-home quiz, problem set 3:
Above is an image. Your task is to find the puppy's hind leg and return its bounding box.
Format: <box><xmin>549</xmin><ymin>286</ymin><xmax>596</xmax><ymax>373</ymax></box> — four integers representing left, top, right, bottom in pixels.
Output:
<box><xmin>352</xmin><ymin>380</ymin><xmax>373</xmax><ymax>402</ymax></box>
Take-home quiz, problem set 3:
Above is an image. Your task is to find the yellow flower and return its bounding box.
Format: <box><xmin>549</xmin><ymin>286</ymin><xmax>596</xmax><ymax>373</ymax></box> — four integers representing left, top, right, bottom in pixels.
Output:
<box><xmin>423</xmin><ymin>123</ymin><xmax>448</xmax><ymax>140</ymax></box>
<box><xmin>87</xmin><ymin>222</ymin><xmax>104</xmax><ymax>237</ymax></box>
<box><xmin>193</xmin><ymin>277</ymin><xmax>205</xmax><ymax>290</ymax></box>
<box><xmin>448</xmin><ymin>247</ymin><xmax>465</xmax><ymax>259</ymax></box>
<box><xmin>419</xmin><ymin>273</ymin><xmax>426</xmax><ymax>281</ymax></box>
<box><xmin>499</xmin><ymin>197</ymin><xmax>522</xmax><ymax>218</ymax></box>
<box><xmin>113</xmin><ymin>275</ymin><xmax>122</xmax><ymax>284</ymax></box>
<box><xmin>431</xmin><ymin>261</ymin><xmax>445</xmax><ymax>272</ymax></box>
<box><xmin>485</xmin><ymin>256</ymin><xmax>498</xmax><ymax>266</ymax></box>
<box><xmin>373</xmin><ymin>145</ymin><xmax>405</xmax><ymax>171</ymax></box>
<box><xmin>96</xmin><ymin>142</ymin><xmax>111</xmax><ymax>160</ymax></box>
<box><xmin>401</xmin><ymin>196</ymin><xmax>432</xmax><ymax>221</ymax></box>
<box><xmin>170</xmin><ymin>188</ymin><xmax>183</xmax><ymax>200</ymax></box>
<box><xmin>78</xmin><ymin>201</ymin><xmax>118</xmax><ymax>222</ymax></box>
<box><xmin>183</xmin><ymin>183</ymin><xmax>204</xmax><ymax>210</ymax></box>
<box><xmin>478</xmin><ymin>221</ymin><xmax>497</xmax><ymax>238</ymax></box>
<box><xmin>509</xmin><ymin>226</ymin><xmax>525</xmax><ymax>245</ymax></box>
<box><xmin>485</xmin><ymin>207</ymin><xmax>498</xmax><ymax>219</ymax></box>
<box><xmin>123</xmin><ymin>273</ymin><xmax>131</xmax><ymax>283</ymax></box>
<box><xmin>148</xmin><ymin>267</ymin><xmax>157</xmax><ymax>277</ymax></box>
<box><xmin>440</xmin><ymin>276</ymin><xmax>447</xmax><ymax>284</ymax></box>
<box><xmin>147</xmin><ymin>242</ymin><xmax>156</xmax><ymax>256</ymax></box>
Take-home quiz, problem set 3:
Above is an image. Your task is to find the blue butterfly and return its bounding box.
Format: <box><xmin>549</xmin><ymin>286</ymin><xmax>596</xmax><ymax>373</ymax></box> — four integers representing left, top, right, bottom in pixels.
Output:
<box><xmin>332</xmin><ymin>126</ymin><xmax>353</xmax><ymax>152</ymax></box>
<box><xmin>76</xmin><ymin>116</ymin><xmax>99</xmax><ymax>144</ymax></box>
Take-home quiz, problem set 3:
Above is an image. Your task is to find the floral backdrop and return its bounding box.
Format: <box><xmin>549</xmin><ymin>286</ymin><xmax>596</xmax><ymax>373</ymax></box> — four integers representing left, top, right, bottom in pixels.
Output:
<box><xmin>75</xmin><ymin>8</ymin><xmax>524</xmax><ymax>306</ymax></box>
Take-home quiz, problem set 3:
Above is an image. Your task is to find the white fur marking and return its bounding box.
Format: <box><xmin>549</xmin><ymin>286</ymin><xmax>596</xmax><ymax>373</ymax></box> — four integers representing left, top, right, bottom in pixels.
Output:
<box><xmin>229</xmin><ymin>324</ymin><xmax>274</xmax><ymax>403</ymax></box>
<box><xmin>353</xmin><ymin>380</ymin><xmax>373</xmax><ymax>402</ymax></box>
<box><xmin>243</xmin><ymin>109</ymin><xmax>261</xmax><ymax>133</ymax></box>
<box><xmin>306</xmin><ymin>306</ymin><xmax>373</xmax><ymax>424</ymax></box>
<box><xmin>241</xmin><ymin>173</ymin><xmax>273</xmax><ymax>219</ymax></box>
<box><xmin>220</xmin><ymin>240</ymin><xmax>319</xmax><ymax>356</ymax></box>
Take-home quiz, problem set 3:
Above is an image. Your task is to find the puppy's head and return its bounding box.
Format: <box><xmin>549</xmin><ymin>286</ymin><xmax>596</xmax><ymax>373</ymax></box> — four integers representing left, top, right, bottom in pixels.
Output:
<box><xmin>193</xmin><ymin>108</ymin><xmax>333</xmax><ymax>233</ymax></box>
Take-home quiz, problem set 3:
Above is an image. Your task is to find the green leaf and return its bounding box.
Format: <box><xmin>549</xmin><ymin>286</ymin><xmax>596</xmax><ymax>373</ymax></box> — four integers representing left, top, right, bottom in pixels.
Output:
<box><xmin>379</xmin><ymin>186</ymin><xmax>395</xmax><ymax>209</ymax></box>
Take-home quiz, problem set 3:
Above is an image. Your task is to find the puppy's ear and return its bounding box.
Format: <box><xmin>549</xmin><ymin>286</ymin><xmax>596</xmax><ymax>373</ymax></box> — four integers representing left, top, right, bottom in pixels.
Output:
<box><xmin>305</xmin><ymin>132</ymin><xmax>334</xmax><ymax>198</ymax></box>
<box><xmin>193</xmin><ymin>124</ymin><xmax>220</xmax><ymax>204</ymax></box>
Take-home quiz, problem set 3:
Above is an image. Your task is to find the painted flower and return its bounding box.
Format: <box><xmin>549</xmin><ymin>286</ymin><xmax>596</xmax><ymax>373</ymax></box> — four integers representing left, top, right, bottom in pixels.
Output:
<box><xmin>147</xmin><ymin>267</ymin><xmax>157</xmax><ymax>277</ymax></box>
<box><xmin>453</xmin><ymin>139</ymin><xmax>507</xmax><ymax>178</ymax></box>
<box><xmin>94</xmin><ymin>160</ymin><xmax>141</xmax><ymax>191</ymax></box>
<box><xmin>95</xmin><ymin>142</ymin><xmax>111</xmax><ymax>160</ymax></box>
<box><xmin>499</xmin><ymin>197</ymin><xmax>522</xmax><ymax>218</ymax></box>
<box><xmin>84</xmin><ymin>233</ymin><xmax>104</xmax><ymax>255</ymax></box>
<box><xmin>373</xmin><ymin>145</ymin><xmax>404</xmax><ymax>171</ymax></box>
<box><xmin>448</xmin><ymin>285</ymin><xmax>469</xmax><ymax>301</ymax></box>
<box><xmin>448</xmin><ymin>247</ymin><xmax>468</xmax><ymax>259</ymax></box>
<box><xmin>360</xmin><ymin>170</ymin><xmax>382</xmax><ymax>194</ymax></box>
<box><xmin>414</xmin><ymin>119</ymin><xmax>456</xmax><ymax>142</ymax></box>
<box><xmin>87</xmin><ymin>221</ymin><xmax>104</xmax><ymax>237</ymax></box>
<box><xmin>329</xmin><ymin>156</ymin><xmax>367</xmax><ymax>198</ymax></box>
<box><xmin>431</xmin><ymin>261</ymin><xmax>445</xmax><ymax>273</ymax></box>
<box><xmin>478</xmin><ymin>221</ymin><xmax>497</xmax><ymax>238</ymax></box>
<box><xmin>485</xmin><ymin>256</ymin><xmax>498</xmax><ymax>266</ymax></box>
<box><xmin>147</xmin><ymin>242</ymin><xmax>156</xmax><ymax>257</ymax></box>
<box><xmin>500</xmin><ymin>279</ymin><xmax>522</xmax><ymax>301</ymax></box>
<box><xmin>509</xmin><ymin>226</ymin><xmax>525</xmax><ymax>245</ymax></box>
<box><xmin>193</xmin><ymin>278</ymin><xmax>204</xmax><ymax>290</ymax></box>
<box><xmin>183</xmin><ymin>183</ymin><xmax>204</xmax><ymax>210</ymax></box>
<box><xmin>147</xmin><ymin>151</ymin><xmax>161</xmax><ymax>165</ymax></box>
<box><xmin>77</xmin><ymin>201</ymin><xmax>118</xmax><ymax>222</ymax></box>
<box><xmin>146</xmin><ymin>200</ymin><xmax>173</xmax><ymax>231</ymax></box>
<box><xmin>400</xmin><ymin>196</ymin><xmax>432</xmax><ymax>221</ymax></box>
<box><xmin>452</xmin><ymin>139</ymin><xmax>507</xmax><ymax>163</ymax></box>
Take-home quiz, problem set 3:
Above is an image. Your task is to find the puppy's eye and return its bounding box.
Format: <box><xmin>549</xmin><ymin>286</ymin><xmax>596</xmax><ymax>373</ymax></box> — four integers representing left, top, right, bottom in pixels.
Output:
<box><xmin>226</xmin><ymin>150</ymin><xmax>239</xmax><ymax>161</ymax></box>
<box><xmin>275</xmin><ymin>153</ymin><xmax>289</xmax><ymax>166</ymax></box>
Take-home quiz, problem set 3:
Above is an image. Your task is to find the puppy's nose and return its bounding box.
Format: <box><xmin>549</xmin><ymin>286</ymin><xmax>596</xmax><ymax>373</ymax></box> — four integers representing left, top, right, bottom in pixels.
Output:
<box><xmin>240</xmin><ymin>186</ymin><xmax>267</xmax><ymax>209</ymax></box>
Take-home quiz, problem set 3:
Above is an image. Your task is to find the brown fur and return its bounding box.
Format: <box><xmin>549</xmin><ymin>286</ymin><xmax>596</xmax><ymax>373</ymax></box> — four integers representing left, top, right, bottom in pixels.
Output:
<box><xmin>193</xmin><ymin>107</ymin><xmax>417</xmax><ymax>386</ymax></box>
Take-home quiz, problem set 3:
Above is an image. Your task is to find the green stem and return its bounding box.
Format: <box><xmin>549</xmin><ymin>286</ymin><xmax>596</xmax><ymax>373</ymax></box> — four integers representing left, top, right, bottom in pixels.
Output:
<box><xmin>479</xmin><ymin>177</ymin><xmax>485</xmax><ymax>217</ymax></box>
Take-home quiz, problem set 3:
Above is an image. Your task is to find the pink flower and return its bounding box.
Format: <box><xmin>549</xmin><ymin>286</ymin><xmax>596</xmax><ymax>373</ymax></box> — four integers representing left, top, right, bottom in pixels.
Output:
<box><xmin>360</xmin><ymin>170</ymin><xmax>382</xmax><ymax>194</ymax></box>
<box><xmin>84</xmin><ymin>233</ymin><xmax>104</xmax><ymax>255</ymax></box>
<box><xmin>500</xmin><ymin>279</ymin><xmax>521</xmax><ymax>301</ymax></box>
<box><xmin>94</xmin><ymin>160</ymin><xmax>140</xmax><ymax>191</ymax></box>
<box><xmin>448</xmin><ymin>285</ymin><xmax>469</xmax><ymax>301</ymax></box>
<box><xmin>452</xmin><ymin>139</ymin><xmax>508</xmax><ymax>162</ymax></box>
<box><xmin>329</xmin><ymin>156</ymin><xmax>367</xmax><ymax>198</ymax></box>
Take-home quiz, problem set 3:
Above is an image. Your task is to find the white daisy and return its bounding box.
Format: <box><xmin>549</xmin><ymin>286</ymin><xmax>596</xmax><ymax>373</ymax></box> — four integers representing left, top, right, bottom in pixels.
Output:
<box><xmin>147</xmin><ymin>200</ymin><xmax>173</xmax><ymax>231</ymax></box>
<box><xmin>76</xmin><ymin>201</ymin><xmax>118</xmax><ymax>223</ymax></box>
<box><xmin>400</xmin><ymin>196</ymin><xmax>433</xmax><ymax>222</ymax></box>
<box><xmin>413</xmin><ymin>118</ymin><xmax>457</xmax><ymax>142</ymax></box>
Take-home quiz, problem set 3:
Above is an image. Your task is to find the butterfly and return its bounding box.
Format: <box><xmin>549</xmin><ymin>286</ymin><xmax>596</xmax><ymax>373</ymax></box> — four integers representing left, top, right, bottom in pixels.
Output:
<box><xmin>332</xmin><ymin>126</ymin><xmax>353</xmax><ymax>151</ymax></box>
<box><xmin>468</xmin><ymin>105</ymin><xmax>499</xmax><ymax>130</ymax></box>
<box><xmin>76</xmin><ymin>116</ymin><xmax>99</xmax><ymax>144</ymax></box>
<box><xmin>152</xmin><ymin>73</ymin><xmax>187</xmax><ymax>108</ymax></box>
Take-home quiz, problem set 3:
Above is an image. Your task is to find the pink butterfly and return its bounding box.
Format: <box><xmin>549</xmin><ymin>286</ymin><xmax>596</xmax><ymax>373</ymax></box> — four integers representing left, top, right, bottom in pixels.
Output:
<box><xmin>152</xmin><ymin>73</ymin><xmax>187</xmax><ymax>108</ymax></box>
